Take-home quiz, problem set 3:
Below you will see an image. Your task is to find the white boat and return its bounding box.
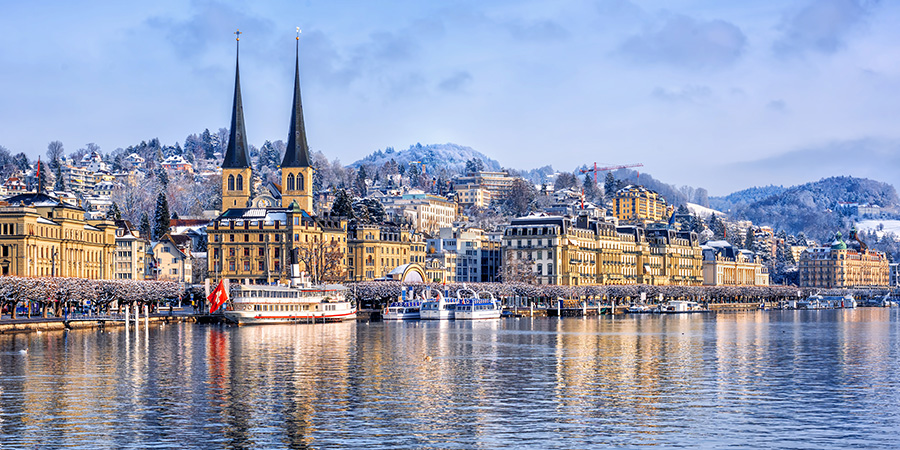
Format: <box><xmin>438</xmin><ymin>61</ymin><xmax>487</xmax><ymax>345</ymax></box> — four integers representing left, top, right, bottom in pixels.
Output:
<box><xmin>383</xmin><ymin>301</ymin><xmax>422</xmax><ymax>320</ymax></box>
<box><xmin>626</xmin><ymin>303</ymin><xmax>653</xmax><ymax>313</ymax></box>
<box><xmin>660</xmin><ymin>300</ymin><xmax>708</xmax><ymax>313</ymax></box>
<box><xmin>455</xmin><ymin>290</ymin><xmax>502</xmax><ymax>320</ymax></box>
<box><xmin>224</xmin><ymin>281</ymin><xmax>356</xmax><ymax>325</ymax></box>
<box><xmin>223</xmin><ymin>250</ymin><xmax>356</xmax><ymax>325</ymax></box>
<box><xmin>420</xmin><ymin>289</ymin><xmax>459</xmax><ymax>320</ymax></box>
<box><xmin>798</xmin><ymin>294</ymin><xmax>856</xmax><ymax>309</ymax></box>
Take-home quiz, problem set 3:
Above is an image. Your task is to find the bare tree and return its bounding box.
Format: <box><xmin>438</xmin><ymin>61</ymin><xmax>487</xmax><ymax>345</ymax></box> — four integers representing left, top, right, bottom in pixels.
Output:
<box><xmin>501</xmin><ymin>250</ymin><xmax>536</xmax><ymax>284</ymax></box>
<box><xmin>294</xmin><ymin>236</ymin><xmax>347</xmax><ymax>284</ymax></box>
<box><xmin>46</xmin><ymin>141</ymin><xmax>64</xmax><ymax>169</ymax></box>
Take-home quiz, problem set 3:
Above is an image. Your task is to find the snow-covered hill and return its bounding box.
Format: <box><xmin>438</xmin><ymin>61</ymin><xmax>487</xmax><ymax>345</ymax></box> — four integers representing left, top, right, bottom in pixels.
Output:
<box><xmin>685</xmin><ymin>202</ymin><xmax>724</xmax><ymax>219</ymax></box>
<box><xmin>350</xmin><ymin>143</ymin><xmax>502</xmax><ymax>175</ymax></box>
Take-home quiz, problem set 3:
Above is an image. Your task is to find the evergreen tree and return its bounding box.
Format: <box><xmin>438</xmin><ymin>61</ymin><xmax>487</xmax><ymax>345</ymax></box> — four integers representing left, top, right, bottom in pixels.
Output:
<box><xmin>604</xmin><ymin>172</ymin><xmax>616</xmax><ymax>202</ymax></box>
<box><xmin>53</xmin><ymin>165</ymin><xmax>66</xmax><ymax>192</ymax></box>
<box><xmin>354</xmin><ymin>166</ymin><xmax>368</xmax><ymax>196</ymax></box>
<box><xmin>156</xmin><ymin>167</ymin><xmax>169</xmax><ymax>189</ymax></box>
<box><xmin>139</xmin><ymin>213</ymin><xmax>151</xmax><ymax>239</ymax></box>
<box><xmin>106</xmin><ymin>203</ymin><xmax>122</xmax><ymax>221</ymax></box>
<box><xmin>709</xmin><ymin>214</ymin><xmax>727</xmax><ymax>241</ymax></box>
<box><xmin>152</xmin><ymin>193</ymin><xmax>171</xmax><ymax>240</ymax></box>
<box><xmin>744</xmin><ymin>226</ymin><xmax>756</xmax><ymax>250</ymax></box>
<box><xmin>331</xmin><ymin>189</ymin><xmax>354</xmax><ymax>218</ymax></box>
<box><xmin>582</xmin><ymin>173</ymin><xmax>600</xmax><ymax>202</ymax></box>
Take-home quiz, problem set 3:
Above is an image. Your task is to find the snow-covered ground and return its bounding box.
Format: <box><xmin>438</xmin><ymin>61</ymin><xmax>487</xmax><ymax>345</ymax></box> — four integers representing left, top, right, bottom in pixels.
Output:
<box><xmin>685</xmin><ymin>202</ymin><xmax>725</xmax><ymax>219</ymax></box>
<box><xmin>856</xmin><ymin>219</ymin><xmax>900</xmax><ymax>241</ymax></box>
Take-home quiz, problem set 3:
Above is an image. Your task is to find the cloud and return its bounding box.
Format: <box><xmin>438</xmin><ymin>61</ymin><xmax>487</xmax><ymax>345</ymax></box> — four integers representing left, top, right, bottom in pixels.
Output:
<box><xmin>767</xmin><ymin>99</ymin><xmax>788</xmax><ymax>111</ymax></box>
<box><xmin>438</xmin><ymin>71</ymin><xmax>473</xmax><ymax>92</ymax></box>
<box><xmin>506</xmin><ymin>20</ymin><xmax>569</xmax><ymax>42</ymax></box>
<box><xmin>722</xmin><ymin>137</ymin><xmax>900</xmax><ymax>191</ymax></box>
<box><xmin>619</xmin><ymin>14</ymin><xmax>747</xmax><ymax>68</ymax></box>
<box><xmin>773</xmin><ymin>0</ymin><xmax>877</xmax><ymax>56</ymax></box>
<box><xmin>146</xmin><ymin>1</ymin><xmax>275</xmax><ymax>61</ymax></box>
<box><xmin>652</xmin><ymin>85</ymin><xmax>713</xmax><ymax>103</ymax></box>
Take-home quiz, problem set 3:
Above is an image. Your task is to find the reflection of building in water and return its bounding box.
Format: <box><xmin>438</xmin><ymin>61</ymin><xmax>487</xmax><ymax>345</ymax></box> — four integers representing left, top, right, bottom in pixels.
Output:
<box><xmin>223</xmin><ymin>323</ymin><xmax>354</xmax><ymax>447</ymax></box>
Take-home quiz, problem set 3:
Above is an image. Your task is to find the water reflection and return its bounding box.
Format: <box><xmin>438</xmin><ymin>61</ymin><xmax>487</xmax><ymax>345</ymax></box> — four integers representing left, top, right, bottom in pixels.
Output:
<box><xmin>1</xmin><ymin>310</ymin><xmax>900</xmax><ymax>448</ymax></box>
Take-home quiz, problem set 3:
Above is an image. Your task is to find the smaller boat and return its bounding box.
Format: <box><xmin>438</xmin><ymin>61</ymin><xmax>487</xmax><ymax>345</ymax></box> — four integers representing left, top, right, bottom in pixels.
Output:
<box><xmin>660</xmin><ymin>300</ymin><xmax>708</xmax><ymax>313</ymax></box>
<box><xmin>383</xmin><ymin>301</ymin><xmax>421</xmax><ymax>320</ymax></box>
<box><xmin>455</xmin><ymin>289</ymin><xmax>502</xmax><ymax>320</ymax></box>
<box><xmin>420</xmin><ymin>289</ymin><xmax>459</xmax><ymax>320</ymax></box>
<box><xmin>626</xmin><ymin>303</ymin><xmax>653</xmax><ymax>313</ymax></box>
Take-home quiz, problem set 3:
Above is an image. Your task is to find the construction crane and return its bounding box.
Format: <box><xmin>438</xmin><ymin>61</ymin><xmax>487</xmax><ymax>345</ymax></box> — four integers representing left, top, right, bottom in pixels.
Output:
<box><xmin>580</xmin><ymin>162</ymin><xmax>643</xmax><ymax>184</ymax></box>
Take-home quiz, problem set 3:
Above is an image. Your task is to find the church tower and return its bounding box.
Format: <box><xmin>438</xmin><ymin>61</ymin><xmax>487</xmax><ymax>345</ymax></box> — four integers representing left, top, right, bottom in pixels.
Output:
<box><xmin>280</xmin><ymin>30</ymin><xmax>314</xmax><ymax>213</ymax></box>
<box><xmin>221</xmin><ymin>30</ymin><xmax>253</xmax><ymax>210</ymax></box>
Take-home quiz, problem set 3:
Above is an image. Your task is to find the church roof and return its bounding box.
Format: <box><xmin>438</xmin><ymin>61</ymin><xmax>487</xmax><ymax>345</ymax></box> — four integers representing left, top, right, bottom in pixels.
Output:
<box><xmin>281</xmin><ymin>36</ymin><xmax>311</xmax><ymax>168</ymax></box>
<box><xmin>221</xmin><ymin>34</ymin><xmax>251</xmax><ymax>169</ymax></box>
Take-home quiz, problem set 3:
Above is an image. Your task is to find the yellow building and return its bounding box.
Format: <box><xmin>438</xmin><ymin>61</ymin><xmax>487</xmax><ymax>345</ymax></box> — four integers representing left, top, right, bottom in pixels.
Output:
<box><xmin>346</xmin><ymin>222</ymin><xmax>426</xmax><ymax>281</ymax></box>
<box><xmin>613</xmin><ymin>185</ymin><xmax>669</xmax><ymax>225</ymax></box>
<box><xmin>799</xmin><ymin>231</ymin><xmax>889</xmax><ymax>288</ymax></box>
<box><xmin>0</xmin><ymin>193</ymin><xmax>116</xmax><ymax>278</ymax></box>
<box><xmin>501</xmin><ymin>214</ymin><xmax>702</xmax><ymax>286</ymax></box>
<box><xmin>114</xmin><ymin>220</ymin><xmax>149</xmax><ymax>280</ymax></box>
<box><xmin>701</xmin><ymin>240</ymin><xmax>769</xmax><ymax>286</ymax></box>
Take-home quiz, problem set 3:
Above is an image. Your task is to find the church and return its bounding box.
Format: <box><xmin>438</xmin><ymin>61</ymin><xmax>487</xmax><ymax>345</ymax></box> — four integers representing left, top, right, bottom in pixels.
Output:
<box><xmin>207</xmin><ymin>32</ymin><xmax>347</xmax><ymax>285</ymax></box>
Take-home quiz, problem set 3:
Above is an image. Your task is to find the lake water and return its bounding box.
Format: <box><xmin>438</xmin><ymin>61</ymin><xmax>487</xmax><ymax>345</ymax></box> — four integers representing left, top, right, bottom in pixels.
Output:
<box><xmin>2</xmin><ymin>309</ymin><xmax>899</xmax><ymax>449</ymax></box>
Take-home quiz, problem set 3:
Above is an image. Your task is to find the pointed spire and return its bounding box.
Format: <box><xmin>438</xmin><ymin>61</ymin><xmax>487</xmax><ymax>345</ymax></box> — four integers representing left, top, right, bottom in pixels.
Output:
<box><xmin>222</xmin><ymin>29</ymin><xmax>251</xmax><ymax>169</ymax></box>
<box><xmin>282</xmin><ymin>28</ymin><xmax>311</xmax><ymax>168</ymax></box>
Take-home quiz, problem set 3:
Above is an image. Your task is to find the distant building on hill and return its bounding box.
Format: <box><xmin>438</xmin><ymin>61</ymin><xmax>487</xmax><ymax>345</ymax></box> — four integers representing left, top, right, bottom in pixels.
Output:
<box><xmin>613</xmin><ymin>185</ymin><xmax>670</xmax><ymax>225</ymax></box>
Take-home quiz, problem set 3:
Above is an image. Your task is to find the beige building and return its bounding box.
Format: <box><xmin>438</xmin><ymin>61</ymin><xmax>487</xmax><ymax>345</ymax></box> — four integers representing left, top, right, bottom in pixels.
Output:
<box><xmin>151</xmin><ymin>234</ymin><xmax>192</xmax><ymax>283</ymax></box>
<box><xmin>114</xmin><ymin>220</ymin><xmax>149</xmax><ymax>280</ymax></box>
<box><xmin>455</xmin><ymin>186</ymin><xmax>491</xmax><ymax>209</ymax></box>
<box><xmin>381</xmin><ymin>190</ymin><xmax>456</xmax><ymax>235</ymax></box>
<box><xmin>501</xmin><ymin>214</ymin><xmax>702</xmax><ymax>286</ymax></box>
<box><xmin>701</xmin><ymin>240</ymin><xmax>769</xmax><ymax>286</ymax></box>
<box><xmin>0</xmin><ymin>193</ymin><xmax>116</xmax><ymax>278</ymax></box>
<box><xmin>425</xmin><ymin>250</ymin><xmax>457</xmax><ymax>283</ymax></box>
<box><xmin>453</xmin><ymin>171</ymin><xmax>516</xmax><ymax>202</ymax></box>
<box><xmin>347</xmin><ymin>222</ymin><xmax>426</xmax><ymax>281</ymax></box>
<box><xmin>613</xmin><ymin>185</ymin><xmax>670</xmax><ymax>225</ymax></box>
<box><xmin>799</xmin><ymin>230</ymin><xmax>889</xmax><ymax>288</ymax></box>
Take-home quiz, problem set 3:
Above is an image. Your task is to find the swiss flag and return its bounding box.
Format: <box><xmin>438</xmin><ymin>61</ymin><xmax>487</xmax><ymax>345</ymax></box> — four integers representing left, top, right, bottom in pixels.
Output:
<box><xmin>208</xmin><ymin>280</ymin><xmax>228</xmax><ymax>314</ymax></box>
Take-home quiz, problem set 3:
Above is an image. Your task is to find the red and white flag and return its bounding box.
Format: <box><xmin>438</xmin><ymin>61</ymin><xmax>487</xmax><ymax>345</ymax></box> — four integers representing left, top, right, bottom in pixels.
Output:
<box><xmin>208</xmin><ymin>280</ymin><xmax>228</xmax><ymax>314</ymax></box>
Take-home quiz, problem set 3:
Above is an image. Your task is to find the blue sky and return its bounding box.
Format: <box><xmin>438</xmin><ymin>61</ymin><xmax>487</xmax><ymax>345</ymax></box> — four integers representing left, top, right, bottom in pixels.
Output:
<box><xmin>2</xmin><ymin>0</ymin><xmax>899</xmax><ymax>195</ymax></box>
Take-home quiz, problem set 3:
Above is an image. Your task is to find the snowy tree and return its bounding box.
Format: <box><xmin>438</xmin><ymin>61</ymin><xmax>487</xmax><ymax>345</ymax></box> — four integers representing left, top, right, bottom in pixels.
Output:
<box><xmin>354</xmin><ymin>166</ymin><xmax>369</xmax><ymax>196</ymax></box>
<box><xmin>554</xmin><ymin>172</ymin><xmax>578</xmax><ymax>191</ymax></box>
<box><xmin>502</xmin><ymin>178</ymin><xmax>536</xmax><ymax>217</ymax></box>
<box><xmin>582</xmin><ymin>173</ymin><xmax>601</xmax><ymax>202</ymax></box>
<box><xmin>604</xmin><ymin>172</ymin><xmax>616</xmax><ymax>202</ymax></box>
<box><xmin>139</xmin><ymin>213</ymin><xmax>151</xmax><ymax>239</ymax></box>
<box><xmin>106</xmin><ymin>203</ymin><xmax>122</xmax><ymax>221</ymax></box>
<box><xmin>152</xmin><ymin>193</ymin><xmax>171</xmax><ymax>240</ymax></box>
<box><xmin>331</xmin><ymin>189</ymin><xmax>354</xmax><ymax>218</ymax></box>
<box><xmin>46</xmin><ymin>141</ymin><xmax>64</xmax><ymax>169</ymax></box>
<box><xmin>53</xmin><ymin>165</ymin><xmax>65</xmax><ymax>191</ymax></box>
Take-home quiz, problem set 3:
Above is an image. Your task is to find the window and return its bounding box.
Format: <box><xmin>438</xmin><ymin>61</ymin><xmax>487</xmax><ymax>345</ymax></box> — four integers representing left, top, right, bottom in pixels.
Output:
<box><xmin>229</xmin><ymin>248</ymin><xmax>235</xmax><ymax>257</ymax></box>
<box><xmin>243</xmin><ymin>261</ymin><xmax>250</xmax><ymax>271</ymax></box>
<box><xmin>229</xmin><ymin>234</ymin><xmax>235</xmax><ymax>242</ymax></box>
<box><xmin>259</xmin><ymin>234</ymin><xmax>264</xmax><ymax>242</ymax></box>
<box><xmin>228</xmin><ymin>175</ymin><xmax>235</xmax><ymax>191</ymax></box>
<box><xmin>298</xmin><ymin>173</ymin><xmax>305</xmax><ymax>191</ymax></box>
<box><xmin>171</xmin><ymin>258</ymin><xmax>177</xmax><ymax>264</ymax></box>
<box><xmin>244</xmin><ymin>248</ymin><xmax>250</xmax><ymax>257</ymax></box>
<box><xmin>236</xmin><ymin>174</ymin><xmax>244</xmax><ymax>191</ymax></box>
<box><xmin>258</xmin><ymin>261</ymin><xmax>265</xmax><ymax>271</ymax></box>
<box><xmin>287</xmin><ymin>173</ymin><xmax>295</xmax><ymax>191</ymax></box>
<box><xmin>229</xmin><ymin>261</ymin><xmax>235</xmax><ymax>271</ymax></box>
<box><xmin>244</xmin><ymin>234</ymin><xmax>249</xmax><ymax>242</ymax></box>
<box><xmin>258</xmin><ymin>248</ymin><xmax>265</xmax><ymax>257</ymax></box>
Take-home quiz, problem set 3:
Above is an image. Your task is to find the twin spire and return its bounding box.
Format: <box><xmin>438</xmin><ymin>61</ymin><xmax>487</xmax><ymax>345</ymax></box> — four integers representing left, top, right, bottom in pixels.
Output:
<box><xmin>221</xmin><ymin>29</ymin><xmax>311</xmax><ymax>171</ymax></box>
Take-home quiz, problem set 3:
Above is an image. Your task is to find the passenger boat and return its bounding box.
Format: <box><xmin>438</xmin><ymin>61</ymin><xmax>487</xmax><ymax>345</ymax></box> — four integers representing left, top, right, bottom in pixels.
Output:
<box><xmin>223</xmin><ymin>251</ymin><xmax>356</xmax><ymax>325</ymax></box>
<box><xmin>420</xmin><ymin>289</ymin><xmax>459</xmax><ymax>320</ymax></box>
<box><xmin>224</xmin><ymin>280</ymin><xmax>355</xmax><ymax>325</ymax></box>
<box><xmin>383</xmin><ymin>286</ymin><xmax>422</xmax><ymax>320</ymax></box>
<box><xmin>383</xmin><ymin>301</ymin><xmax>422</xmax><ymax>320</ymax></box>
<box><xmin>660</xmin><ymin>300</ymin><xmax>708</xmax><ymax>313</ymax></box>
<box><xmin>454</xmin><ymin>290</ymin><xmax>502</xmax><ymax>320</ymax></box>
<box><xmin>626</xmin><ymin>303</ymin><xmax>653</xmax><ymax>313</ymax></box>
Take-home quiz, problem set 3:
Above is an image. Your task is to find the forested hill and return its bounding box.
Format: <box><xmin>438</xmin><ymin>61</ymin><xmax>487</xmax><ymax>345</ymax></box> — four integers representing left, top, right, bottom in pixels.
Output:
<box><xmin>350</xmin><ymin>143</ymin><xmax>502</xmax><ymax>175</ymax></box>
<box><xmin>724</xmin><ymin>176</ymin><xmax>899</xmax><ymax>240</ymax></box>
<box><xmin>708</xmin><ymin>185</ymin><xmax>787</xmax><ymax>211</ymax></box>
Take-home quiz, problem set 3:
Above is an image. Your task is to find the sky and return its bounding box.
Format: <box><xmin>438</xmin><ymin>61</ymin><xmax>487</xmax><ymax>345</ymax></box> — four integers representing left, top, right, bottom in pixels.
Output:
<box><xmin>2</xmin><ymin>0</ymin><xmax>900</xmax><ymax>196</ymax></box>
